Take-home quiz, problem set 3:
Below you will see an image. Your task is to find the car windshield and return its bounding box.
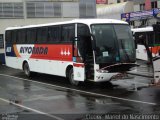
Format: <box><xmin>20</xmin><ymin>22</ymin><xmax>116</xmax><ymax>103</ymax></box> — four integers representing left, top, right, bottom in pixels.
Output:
<box><xmin>91</xmin><ymin>24</ymin><xmax>136</xmax><ymax>64</ymax></box>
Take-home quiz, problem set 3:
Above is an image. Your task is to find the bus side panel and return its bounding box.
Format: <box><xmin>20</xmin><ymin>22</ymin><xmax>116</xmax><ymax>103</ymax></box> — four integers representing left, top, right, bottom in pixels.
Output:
<box><xmin>136</xmin><ymin>45</ymin><xmax>148</xmax><ymax>61</ymax></box>
<box><xmin>6</xmin><ymin>44</ymin><xmax>73</xmax><ymax>77</ymax></box>
<box><xmin>29</xmin><ymin>59</ymin><xmax>71</xmax><ymax>77</ymax></box>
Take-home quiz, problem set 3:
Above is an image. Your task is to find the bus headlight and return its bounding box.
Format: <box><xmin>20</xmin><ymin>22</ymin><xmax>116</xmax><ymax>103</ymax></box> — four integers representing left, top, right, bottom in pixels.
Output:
<box><xmin>96</xmin><ymin>69</ymin><xmax>108</xmax><ymax>73</ymax></box>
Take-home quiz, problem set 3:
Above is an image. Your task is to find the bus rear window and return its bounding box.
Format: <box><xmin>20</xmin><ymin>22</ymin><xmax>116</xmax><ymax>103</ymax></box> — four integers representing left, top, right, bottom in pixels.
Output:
<box><xmin>17</xmin><ymin>29</ymin><xmax>26</xmax><ymax>44</ymax></box>
<box><xmin>6</xmin><ymin>31</ymin><xmax>12</xmax><ymax>43</ymax></box>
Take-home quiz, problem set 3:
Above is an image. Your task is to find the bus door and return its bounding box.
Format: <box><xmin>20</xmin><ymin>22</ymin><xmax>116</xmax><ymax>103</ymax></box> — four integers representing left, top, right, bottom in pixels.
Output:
<box><xmin>73</xmin><ymin>36</ymin><xmax>85</xmax><ymax>81</ymax></box>
<box><xmin>73</xmin><ymin>24</ymin><xmax>94</xmax><ymax>81</ymax></box>
<box><xmin>73</xmin><ymin>35</ymin><xmax>94</xmax><ymax>81</ymax></box>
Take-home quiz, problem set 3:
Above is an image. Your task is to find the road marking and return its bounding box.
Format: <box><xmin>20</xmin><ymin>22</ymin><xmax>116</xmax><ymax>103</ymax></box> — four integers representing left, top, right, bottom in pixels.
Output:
<box><xmin>0</xmin><ymin>97</ymin><xmax>64</xmax><ymax>120</ymax></box>
<box><xmin>0</xmin><ymin>74</ymin><xmax>157</xmax><ymax>106</ymax></box>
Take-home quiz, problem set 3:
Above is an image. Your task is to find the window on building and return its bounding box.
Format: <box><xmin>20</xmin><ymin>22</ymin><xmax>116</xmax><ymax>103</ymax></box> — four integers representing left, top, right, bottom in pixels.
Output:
<box><xmin>151</xmin><ymin>1</ymin><xmax>157</xmax><ymax>9</ymax></box>
<box><xmin>26</xmin><ymin>2</ymin><xmax>62</xmax><ymax>18</ymax></box>
<box><xmin>0</xmin><ymin>3</ymin><xmax>23</xmax><ymax>18</ymax></box>
<box><xmin>140</xmin><ymin>3</ymin><xmax>145</xmax><ymax>10</ymax></box>
<box><xmin>129</xmin><ymin>21</ymin><xmax>135</xmax><ymax>27</ymax></box>
<box><xmin>36</xmin><ymin>2</ymin><xmax>44</xmax><ymax>17</ymax></box>
<box><xmin>117</xmin><ymin>0</ymin><xmax>120</xmax><ymax>3</ymax></box>
<box><xmin>79</xmin><ymin>0</ymin><xmax>96</xmax><ymax>18</ymax></box>
<box><xmin>53</xmin><ymin>2</ymin><xmax>62</xmax><ymax>17</ymax></box>
<box><xmin>62</xmin><ymin>2</ymin><xmax>79</xmax><ymax>18</ymax></box>
<box><xmin>141</xmin><ymin>19</ymin><xmax>147</xmax><ymax>26</ymax></box>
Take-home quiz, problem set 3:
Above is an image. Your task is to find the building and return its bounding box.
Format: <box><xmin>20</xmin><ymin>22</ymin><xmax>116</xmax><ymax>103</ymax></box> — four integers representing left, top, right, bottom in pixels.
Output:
<box><xmin>97</xmin><ymin>1</ymin><xmax>134</xmax><ymax>19</ymax></box>
<box><xmin>0</xmin><ymin>0</ymin><xmax>97</xmax><ymax>64</ymax></box>
<box><xmin>96</xmin><ymin>0</ymin><xmax>127</xmax><ymax>4</ymax></box>
<box><xmin>122</xmin><ymin>0</ymin><xmax>160</xmax><ymax>28</ymax></box>
<box><xmin>97</xmin><ymin>0</ymin><xmax>160</xmax><ymax>28</ymax></box>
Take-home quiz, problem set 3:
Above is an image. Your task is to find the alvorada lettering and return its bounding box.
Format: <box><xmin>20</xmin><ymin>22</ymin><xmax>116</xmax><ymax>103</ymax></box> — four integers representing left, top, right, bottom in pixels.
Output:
<box><xmin>20</xmin><ymin>47</ymin><xmax>48</xmax><ymax>54</ymax></box>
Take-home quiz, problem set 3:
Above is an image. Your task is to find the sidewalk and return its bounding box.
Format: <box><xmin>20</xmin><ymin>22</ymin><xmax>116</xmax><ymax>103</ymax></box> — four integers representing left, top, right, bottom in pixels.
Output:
<box><xmin>128</xmin><ymin>60</ymin><xmax>154</xmax><ymax>78</ymax></box>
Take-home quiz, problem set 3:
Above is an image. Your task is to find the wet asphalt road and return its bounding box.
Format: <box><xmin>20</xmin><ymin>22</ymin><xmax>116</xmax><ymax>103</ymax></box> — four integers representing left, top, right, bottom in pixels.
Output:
<box><xmin>0</xmin><ymin>65</ymin><xmax>160</xmax><ymax>120</ymax></box>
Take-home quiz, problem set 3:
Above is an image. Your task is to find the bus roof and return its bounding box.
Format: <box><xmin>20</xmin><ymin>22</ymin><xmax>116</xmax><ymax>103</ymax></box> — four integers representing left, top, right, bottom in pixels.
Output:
<box><xmin>131</xmin><ymin>26</ymin><xmax>153</xmax><ymax>33</ymax></box>
<box><xmin>6</xmin><ymin>19</ymin><xmax>128</xmax><ymax>30</ymax></box>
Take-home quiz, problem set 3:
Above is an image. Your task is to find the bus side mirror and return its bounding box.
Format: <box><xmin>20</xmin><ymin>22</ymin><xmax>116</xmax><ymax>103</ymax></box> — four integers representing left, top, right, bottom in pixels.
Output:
<box><xmin>91</xmin><ymin>34</ymin><xmax>96</xmax><ymax>51</ymax></box>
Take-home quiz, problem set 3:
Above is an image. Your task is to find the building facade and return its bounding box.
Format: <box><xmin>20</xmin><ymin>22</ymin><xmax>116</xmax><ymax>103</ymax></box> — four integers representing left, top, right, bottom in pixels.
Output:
<box><xmin>0</xmin><ymin>0</ymin><xmax>96</xmax><ymax>64</ymax></box>
<box><xmin>97</xmin><ymin>0</ymin><xmax>160</xmax><ymax>28</ymax></box>
<box><xmin>0</xmin><ymin>0</ymin><xmax>96</xmax><ymax>34</ymax></box>
<box><xmin>123</xmin><ymin>0</ymin><xmax>160</xmax><ymax>28</ymax></box>
<box><xmin>96</xmin><ymin>0</ymin><xmax>127</xmax><ymax>4</ymax></box>
<box><xmin>97</xmin><ymin>1</ymin><xmax>134</xmax><ymax>19</ymax></box>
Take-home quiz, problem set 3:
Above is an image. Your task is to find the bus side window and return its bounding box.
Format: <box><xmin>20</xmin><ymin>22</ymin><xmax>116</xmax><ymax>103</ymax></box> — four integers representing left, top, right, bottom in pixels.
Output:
<box><xmin>26</xmin><ymin>28</ymin><xmax>37</xmax><ymax>44</ymax></box>
<box><xmin>155</xmin><ymin>32</ymin><xmax>160</xmax><ymax>45</ymax></box>
<box><xmin>11</xmin><ymin>30</ymin><xmax>17</xmax><ymax>44</ymax></box>
<box><xmin>135</xmin><ymin>32</ymin><xmax>146</xmax><ymax>45</ymax></box>
<box><xmin>147</xmin><ymin>32</ymin><xmax>154</xmax><ymax>46</ymax></box>
<box><xmin>5</xmin><ymin>31</ymin><xmax>12</xmax><ymax>44</ymax></box>
<box><xmin>37</xmin><ymin>27</ymin><xmax>48</xmax><ymax>44</ymax></box>
<box><xmin>77</xmin><ymin>23</ymin><xmax>92</xmax><ymax>61</ymax></box>
<box><xmin>77</xmin><ymin>24</ymin><xmax>90</xmax><ymax>37</ymax></box>
<box><xmin>17</xmin><ymin>29</ymin><xmax>26</xmax><ymax>44</ymax></box>
<box><xmin>62</xmin><ymin>24</ymin><xmax>75</xmax><ymax>42</ymax></box>
<box><xmin>48</xmin><ymin>26</ymin><xmax>61</xmax><ymax>43</ymax></box>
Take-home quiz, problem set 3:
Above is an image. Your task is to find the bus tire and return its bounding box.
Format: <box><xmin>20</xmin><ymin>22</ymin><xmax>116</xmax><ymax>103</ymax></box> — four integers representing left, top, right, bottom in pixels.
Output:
<box><xmin>23</xmin><ymin>62</ymin><xmax>32</xmax><ymax>77</ymax></box>
<box><xmin>68</xmin><ymin>68</ymin><xmax>79</xmax><ymax>86</ymax></box>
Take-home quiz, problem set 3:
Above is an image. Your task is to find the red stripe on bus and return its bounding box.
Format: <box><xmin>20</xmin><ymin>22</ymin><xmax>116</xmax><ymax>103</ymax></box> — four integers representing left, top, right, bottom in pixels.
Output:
<box><xmin>30</xmin><ymin>44</ymin><xmax>73</xmax><ymax>61</ymax></box>
<box><xmin>73</xmin><ymin>63</ymin><xmax>84</xmax><ymax>68</ymax></box>
<box><xmin>150</xmin><ymin>46</ymin><xmax>160</xmax><ymax>54</ymax></box>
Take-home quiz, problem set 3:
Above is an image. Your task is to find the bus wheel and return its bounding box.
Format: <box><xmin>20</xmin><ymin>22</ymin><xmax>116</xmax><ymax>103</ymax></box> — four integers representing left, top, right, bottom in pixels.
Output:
<box><xmin>68</xmin><ymin>68</ymin><xmax>79</xmax><ymax>86</ymax></box>
<box><xmin>23</xmin><ymin>62</ymin><xmax>31</xmax><ymax>77</ymax></box>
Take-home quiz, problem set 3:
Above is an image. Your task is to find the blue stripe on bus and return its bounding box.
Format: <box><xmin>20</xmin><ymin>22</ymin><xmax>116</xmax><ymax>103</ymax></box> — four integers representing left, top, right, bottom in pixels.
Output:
<box><xmin>0</xmin><ymin>53</ymin><xmax>5</xmax><ymax>64</ymax></box>
<box><xmin>5</xmin><ymin>44</ymin><xmax>16</xmax><ymax>57</ymax></box>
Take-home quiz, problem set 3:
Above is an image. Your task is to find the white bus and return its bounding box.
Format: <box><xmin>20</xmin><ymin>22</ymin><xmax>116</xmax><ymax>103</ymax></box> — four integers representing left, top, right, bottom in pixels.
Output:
<box><xmin>132</xmin><ymin>25</ymin><xmax>160</xmax><ymax>61</ymax></box>
<box><xmin>5</xmin><ymin>19</ymin><xmax>136</xmax><ymax>86</ymax></box>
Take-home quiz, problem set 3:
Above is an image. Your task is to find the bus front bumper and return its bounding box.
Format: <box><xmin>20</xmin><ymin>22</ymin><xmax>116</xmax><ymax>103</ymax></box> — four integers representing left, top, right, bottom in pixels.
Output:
<box><xmin>94</xmin><ymin>70</ymin><xmax>129</xmax><ymax>82</ymax></box>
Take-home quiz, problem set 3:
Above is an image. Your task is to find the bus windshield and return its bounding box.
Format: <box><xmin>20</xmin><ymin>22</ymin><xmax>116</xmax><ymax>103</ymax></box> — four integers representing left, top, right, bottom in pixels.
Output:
<box><xmin>91</xmin><ymin>24</ymin><xmax>136</xmax><ymax>64</ymax></box>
